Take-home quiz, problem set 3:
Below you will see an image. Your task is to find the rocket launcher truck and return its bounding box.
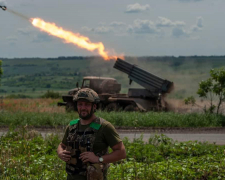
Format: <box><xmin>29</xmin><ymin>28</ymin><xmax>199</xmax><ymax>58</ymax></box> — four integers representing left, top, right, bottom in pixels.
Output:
<box><xmin>58</xmin><ymin>58</ymin><xmax>173</xmax><ymax>112</ymax></box>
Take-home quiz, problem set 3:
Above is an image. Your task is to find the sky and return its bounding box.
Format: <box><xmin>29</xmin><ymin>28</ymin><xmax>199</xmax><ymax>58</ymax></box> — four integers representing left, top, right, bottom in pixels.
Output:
<box><xmin>0</xmin><ymin>0</ymin><xmax>224</xmax><ymax>58</ymax></box>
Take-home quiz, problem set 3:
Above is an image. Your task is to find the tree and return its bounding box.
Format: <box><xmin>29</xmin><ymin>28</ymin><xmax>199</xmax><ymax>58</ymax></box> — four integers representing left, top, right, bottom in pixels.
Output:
<box><xmin>197</xmin><ymin>67</ymin><xmax>225</xmax><ymax>114</ymax></box>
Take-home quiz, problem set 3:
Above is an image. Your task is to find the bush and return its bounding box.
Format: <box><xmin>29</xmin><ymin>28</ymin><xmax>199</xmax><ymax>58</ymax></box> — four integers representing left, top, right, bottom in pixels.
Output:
<box><xmin>41</xmin><ymin>90</ymin><xmax>61</xmax><ymax>99</ymax></box>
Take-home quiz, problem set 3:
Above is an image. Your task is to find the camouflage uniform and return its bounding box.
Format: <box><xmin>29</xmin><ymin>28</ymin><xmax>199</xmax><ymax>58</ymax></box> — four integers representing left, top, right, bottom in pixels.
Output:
<box><xmin>62</xmin><ymin>88</ymin><xmax>121</xmax><ymax>180</ymax></box>
<box><xmin>66</xmin><ymin>118</ymin><xmax>109</xmax><ymax>179</ymax></box>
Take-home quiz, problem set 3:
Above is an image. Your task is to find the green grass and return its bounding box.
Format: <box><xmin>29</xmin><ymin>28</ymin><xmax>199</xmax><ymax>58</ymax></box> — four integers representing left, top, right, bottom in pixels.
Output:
<box><xmin>0</xmin><ymin>111</ymin><xmax>224</xmax><ymax>127</ymax></box>
<box><xmin>1</xmin><ymin>128</ymin><xmax>225</xmax><ymax>179</ymax></box>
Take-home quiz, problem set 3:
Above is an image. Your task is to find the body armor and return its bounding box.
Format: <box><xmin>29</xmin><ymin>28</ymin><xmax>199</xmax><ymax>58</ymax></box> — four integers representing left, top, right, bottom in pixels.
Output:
<box><xmin>66</xmin><ymin>117</ymin><xmax>109</xmax><ymax>178</ymax></box>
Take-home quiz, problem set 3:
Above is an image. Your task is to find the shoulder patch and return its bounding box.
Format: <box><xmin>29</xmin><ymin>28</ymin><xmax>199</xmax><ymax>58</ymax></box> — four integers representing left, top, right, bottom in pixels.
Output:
<box><xmin>70</xmin><ymin>119</ymin><xmax>79</xmax><ymax>126</ymax></box>
<box><xmin>90</xmin><ymin>122</ymin><xmax>101</xmax><ymax>130</ymax></box>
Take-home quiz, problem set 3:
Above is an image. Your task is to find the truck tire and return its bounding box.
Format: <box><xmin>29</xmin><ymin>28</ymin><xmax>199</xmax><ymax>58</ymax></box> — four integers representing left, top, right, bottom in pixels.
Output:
<box><xmin>105</xmin><ymin>103</ymin><xmax>118</xmax><ymax>112</ymax></box>
<box><xmin>124</xmin><ymin>104</ymin><xmax>138</xmax><ymax>112</ymax></box>
<box><xmin>66</xmin><ymin>102</ymin><xmax>75</xmax><ymax>112</ymax></box>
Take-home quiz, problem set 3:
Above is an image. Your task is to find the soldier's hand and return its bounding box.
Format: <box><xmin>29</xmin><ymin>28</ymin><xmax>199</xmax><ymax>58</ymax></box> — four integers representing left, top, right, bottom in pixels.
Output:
<box><xmin>58</xmin><ymin>150</ymin><xmax>71</xmax><ymax>162</ymax></box>
<box><xmin>79</xmin><ymin>152</ymin><xmax>98</xmax><ymax>163</ymax></box>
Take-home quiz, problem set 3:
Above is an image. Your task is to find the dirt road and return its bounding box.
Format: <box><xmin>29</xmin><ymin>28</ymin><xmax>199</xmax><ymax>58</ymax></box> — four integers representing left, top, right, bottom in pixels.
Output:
<box><xmin>1</xmin><ymin>127</ymin><xmax>225</xmax><ymax>145</ymax></box>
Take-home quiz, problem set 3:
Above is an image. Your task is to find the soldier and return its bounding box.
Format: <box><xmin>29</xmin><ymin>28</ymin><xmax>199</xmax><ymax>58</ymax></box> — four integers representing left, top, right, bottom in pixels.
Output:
<box><xmin>57</xmin><ymin>88</ymin><xmax>126</xmax><ymax>180</ymax></box>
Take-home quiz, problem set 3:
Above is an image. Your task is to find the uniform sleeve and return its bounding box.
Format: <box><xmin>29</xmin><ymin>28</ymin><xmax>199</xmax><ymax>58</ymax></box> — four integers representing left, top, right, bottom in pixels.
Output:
<box><xmin>61</xmin><ymin>126</ymin><xmax>69</xmax><ymax>145</ymax></box>
<box><xmin>103</xmin><ymin>122</ymin><xmax>122</xmax><ymax>148</ymax></box>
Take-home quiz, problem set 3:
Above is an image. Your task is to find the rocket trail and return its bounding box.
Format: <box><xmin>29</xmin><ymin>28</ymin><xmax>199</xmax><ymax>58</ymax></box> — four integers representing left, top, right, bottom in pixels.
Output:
<box><xmin>1</xmin><ymin>6</ymin><xmax>121</xmax><ymax>60</ymax></box>
<box><xmin>31</xmin><ymin>18</ymin><xmax>118</xmax><ymax>60</ymax></box>
<box><xmin>7</xmin><ymin>9</ymin><xmax>30</xmax><ymax>21</ymax></box>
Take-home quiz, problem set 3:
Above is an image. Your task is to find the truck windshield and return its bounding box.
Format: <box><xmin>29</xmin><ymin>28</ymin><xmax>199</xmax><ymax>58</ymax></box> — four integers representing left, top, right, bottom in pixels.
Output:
<box><xmin>82</xmin><ymin>80</ymin><xmax>90</xmax><ymax>88</ymax></box>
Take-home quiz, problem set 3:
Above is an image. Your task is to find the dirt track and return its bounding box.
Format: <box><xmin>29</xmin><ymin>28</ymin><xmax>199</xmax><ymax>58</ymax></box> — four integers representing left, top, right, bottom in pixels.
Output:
<box><xmin>1</xmin><ymin>126</ymin><xmax>225</xmax><ymax>145</ymax></box>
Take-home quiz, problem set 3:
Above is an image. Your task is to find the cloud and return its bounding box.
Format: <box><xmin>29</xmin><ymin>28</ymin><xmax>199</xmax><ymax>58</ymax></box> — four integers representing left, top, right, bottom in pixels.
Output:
<box><xmin>6</xmin><ymin>36</ymin><xmax>18</xmax><ymax>45</ymax></box>
<box><xmin>110</xmin><ymin>21</ymin><xmax>127</xmax><ymax>27</ymax></box>
<box><xmin>32</xmin><ymin>33</ymin><xmax>54</xmax><ymax>43</ymax></box>
<box><xmin>81</xmin><ymin>16</ymin><xmax>203</xmax><ymax>38</ymax></box>
<box><xmin>127</xmin><ymin>19</ymin><xmax>159</xmax><ymax>34</ymax></box>
<box><xmin>128</xmin><ymin>17</ymin><xmax>185</xmax><ymax>34</ymax></box>
<box><xmin>6</xmin><ymin>36</ymin><xmax>18</xmax><ymax>42</ymax></box>
<box><xmin>172</xmin><ymin>17</ymin><xmax>203</xmax><ymax>37</ymax></box>
<box><xmin>82</xmin><ymin>26</ymin><xmax>112</xmax><ymax>34</ymax></box>
<box><xmin>191</xmin><ymin>17</ymin><xmax>203</xmax><ymax>32</ymax></box>
<box><xmin>196</xmin><ymin>16</ymin><xmax>203</xmax><ymax>28</ymax></box>
<box><xmin>94</xmin><ymin>26</ymin><xmax>112</xmax><ymax>34</ymax></box>
<box><xmin>156</xmin><ymin>17</ymin><xmax>186</xmax><ymax>28</ymax></box>
<box><xmin>172</xmin><ymin>27</ymin><xmax>189</xmax><ymax>37</ymax></box>
<box><xmin>17</xmin><ymin>28</ymin><xmax>33</xmax><ymax>36</ymax></box>
<box><xmin>125</xmin><ymin>3</ymin><xmax>150</xmax><ymax>13</ymax></box>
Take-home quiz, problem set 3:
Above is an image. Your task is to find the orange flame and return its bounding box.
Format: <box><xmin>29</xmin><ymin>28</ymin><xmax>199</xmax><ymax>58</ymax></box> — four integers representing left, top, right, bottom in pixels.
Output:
<box><xmin>31</xmin><ymin>18</ymin><xmax>118</xmax><ymax>60</ymax></box>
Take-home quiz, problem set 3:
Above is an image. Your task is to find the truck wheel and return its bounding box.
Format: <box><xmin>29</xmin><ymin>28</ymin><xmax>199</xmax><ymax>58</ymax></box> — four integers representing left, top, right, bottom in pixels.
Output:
<box><xmin>66</xmin><ymin>102</ymin><xmax>75</xmax><ymax>112</ymax></box>
<box><xmin>124</xmin><ymin>105</ymin><xmax>138</xmax><ymax>112</ymax></box>
<box><xmin>105</xmin><ymin>103</ymin><xmax>118</xmax><ymax>112</ymax></box>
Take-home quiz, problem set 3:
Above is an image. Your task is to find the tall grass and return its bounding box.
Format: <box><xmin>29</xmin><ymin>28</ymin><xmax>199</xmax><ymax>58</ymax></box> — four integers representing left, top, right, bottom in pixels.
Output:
<box><xmin>0</xmin><ymin>111</ymin><xmax>225</xmax><ymax>127</ymax></box>
<box><xmin>1</xmin><ymin>98</ymin><xmax>65</xmax><ymax>113</ymax></box>
<box><xmin>0</xmin><ymin>98</ymin><xmax>224</xmax><ymax>127</ymax></box>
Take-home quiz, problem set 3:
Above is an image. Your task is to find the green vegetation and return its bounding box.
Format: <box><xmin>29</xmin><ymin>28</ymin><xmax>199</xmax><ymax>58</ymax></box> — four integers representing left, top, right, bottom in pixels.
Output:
<box><xmin>1</xmin><ymin>127</ymin><xmax>225</xmax><ymax>179</ymax></box>
<box><xmin>197</xmin><ymin>67</ymin><xmax>225</xmax><ymax>114</ymax></box>
<box><xmin>1</xmin><ymin>56</ymin><xmax>225</xmax><ymax>98</ymax></box>
<box><xmin>185</xmin><ymin>67</ymin><xmax>225</xmax><ymax>114</ymax></box>
<box><xmin>5</xmin><ymin>94</ymin><xmax>32</xmax><ymax>99</ymax></box>
<box><xmin>41</xmin><ymin>90</ymin><xmax>61</xmax><ymax>99</ymax></box>
<box><xmin>0</xmin><ymin>111</ymin><xmax>225</xmax><ymax>127</ymax></box>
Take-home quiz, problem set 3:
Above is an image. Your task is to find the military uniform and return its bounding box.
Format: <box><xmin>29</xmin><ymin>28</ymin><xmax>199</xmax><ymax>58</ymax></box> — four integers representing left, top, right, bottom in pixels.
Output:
<box><xmin>62</xmin><ymin>117</ymin><xmax>122</xmax><ymax>180</ymax></box>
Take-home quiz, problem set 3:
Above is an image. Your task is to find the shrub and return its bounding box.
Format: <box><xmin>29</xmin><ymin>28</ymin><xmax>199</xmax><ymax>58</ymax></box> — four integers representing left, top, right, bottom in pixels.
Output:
<box><xmin>41</xmin><ymin>90</ymin><xmax>61</xmax><ymax>99</ymax></box>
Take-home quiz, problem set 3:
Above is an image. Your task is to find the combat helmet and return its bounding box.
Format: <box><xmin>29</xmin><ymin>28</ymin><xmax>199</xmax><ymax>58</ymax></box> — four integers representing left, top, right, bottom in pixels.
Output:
<box><xmin>73</xmin><ymin>88</ymin><xmax>100</xmax><ymax>104</ymax></box>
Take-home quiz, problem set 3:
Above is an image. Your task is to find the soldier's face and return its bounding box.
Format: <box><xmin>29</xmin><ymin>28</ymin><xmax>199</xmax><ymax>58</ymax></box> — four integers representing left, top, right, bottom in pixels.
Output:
<box><xmin>77</xmin><ymin>101</ymin><xmax>96</xmax><ymax>120</ymax></box>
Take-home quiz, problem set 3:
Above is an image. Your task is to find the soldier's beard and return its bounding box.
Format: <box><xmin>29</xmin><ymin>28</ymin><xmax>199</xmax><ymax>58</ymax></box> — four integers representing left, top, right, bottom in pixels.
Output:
<box><xmin>78</xmin><ymin>106</ymin><xmax>94</xmax><ymax>120</ymax></box>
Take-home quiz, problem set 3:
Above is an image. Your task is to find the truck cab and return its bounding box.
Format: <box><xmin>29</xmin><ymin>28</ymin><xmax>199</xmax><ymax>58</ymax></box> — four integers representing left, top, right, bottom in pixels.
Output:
<box><xmin>58</xmin><ymin>76</ymin><xmax>121</xmax><ymax>111</ymax></box>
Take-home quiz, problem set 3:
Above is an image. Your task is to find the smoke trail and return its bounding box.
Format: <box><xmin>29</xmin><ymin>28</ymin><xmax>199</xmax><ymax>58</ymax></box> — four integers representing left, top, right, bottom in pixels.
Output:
<box><xmin>7</xmin><ymin>9</ymin><xmax>29</xmax><ymax>21</ymax></box>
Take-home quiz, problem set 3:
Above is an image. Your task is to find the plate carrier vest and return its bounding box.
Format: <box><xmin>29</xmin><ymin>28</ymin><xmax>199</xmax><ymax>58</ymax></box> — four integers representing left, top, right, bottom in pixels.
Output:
<box><xmin>66</xmin><ymin>117</ymin><xmax>109</xmax><ymax>176</ymax></box>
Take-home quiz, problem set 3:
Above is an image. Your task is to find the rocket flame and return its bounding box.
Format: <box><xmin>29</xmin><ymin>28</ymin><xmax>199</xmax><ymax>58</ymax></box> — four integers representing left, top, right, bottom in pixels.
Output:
<box><xmin>31</xmin><ymin>18</ymin><xmax>117</xmax><ymax>60</ymax></box>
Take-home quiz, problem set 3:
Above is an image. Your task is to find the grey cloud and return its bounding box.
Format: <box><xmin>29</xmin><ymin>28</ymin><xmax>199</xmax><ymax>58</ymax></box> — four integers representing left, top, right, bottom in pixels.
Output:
<box><xmin>172</xmin><ymin>27</ymin><xmax>189</xmax><ymax>37</ymax></box>
<box><xmin>6</xmin><ymin>36</ymin><xmax>18</xmax><ymax>45</ymax></box>
<box><xmin>16</xmin><ymin>27</ymin><xmax>53</xmax><ymax>42</ymax></box>
<box><xmin>125</xmin><ymin>3</ymin><xmax>150</xmax><ymax>13</ymax></box>
<box><xmin>196</xmin><ymin>17</ymin><xmax>203</xmax><ymax>28</ymax></box>
<box><xmin>17</xmin><ymin>28</ymin><xmax>32</xmax><ymax>36</ymax></box>
<box><xmin>82</xmin><ymin>26</ymin><xmax>93</xmax><ymax>32</ymax></box>
<box><xmin>156</xmin><ymin>17</ymin><xmax>186</xmax><ymax>28</ymax></box>
<box><xmin>127</xmin><ymin>19</ymin><xmax>159</xmax><ymax>34</ymax></box>
<box><xmin>191</xmin><ymin>17</ymin><xmax>203</xmax><ymax>32</ymax></box>
<box><xmin>110</xmin><ymin>21</ymin><xmax>127</xmax><ymax>27</ymax></box>
<box><xmin>94</xmin><ymin>26</ymin><xmax>112</xmax><ymax>34</ymax></box>
<box><xmin>32</xmin><ymin>33</ymin><xmax>54</xmax><ymax>43</ymax></box>
<box><xmin>81</xmin><ymin>16</ymin><xmax>201</xmax><ymax>38</ymax></box>
<box><xmin>82</xmin><ymin>26</ymin><xmax>112</xmax><ymax>34</ymax></box>
<box><xmin>171</xmin><ymin>16</ymin><xmax>203</xmax><ymax>38</ymax></box>
<box><xmin>7</xmin><ymin>36</ymin><xmax>18</xmax><ymax>42</ymax></box>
